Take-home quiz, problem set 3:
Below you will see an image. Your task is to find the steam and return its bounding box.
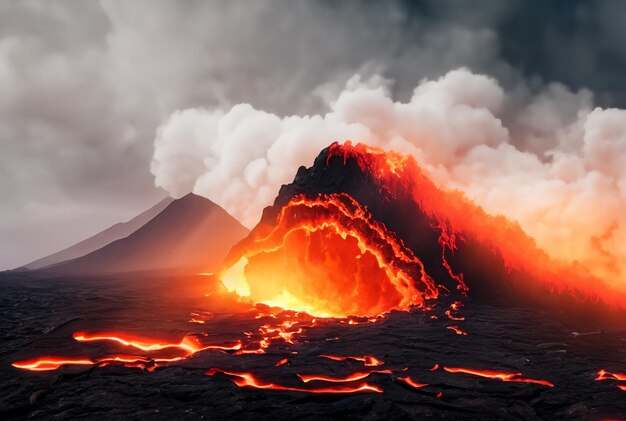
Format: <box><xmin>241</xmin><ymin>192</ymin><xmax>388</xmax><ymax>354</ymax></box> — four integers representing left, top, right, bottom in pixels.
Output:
<box><xmin>151</xmin><ymin>68</ymin><xmax>626</xmax><ymax>289</ymax></box>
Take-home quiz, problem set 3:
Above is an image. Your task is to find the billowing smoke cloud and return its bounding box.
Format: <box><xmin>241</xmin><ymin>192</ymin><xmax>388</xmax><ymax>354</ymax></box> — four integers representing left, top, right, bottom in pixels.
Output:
<box><xmin>152</xmin><ymin>68</ymin><xmax>626</xmax><ymax>290</ymax></box>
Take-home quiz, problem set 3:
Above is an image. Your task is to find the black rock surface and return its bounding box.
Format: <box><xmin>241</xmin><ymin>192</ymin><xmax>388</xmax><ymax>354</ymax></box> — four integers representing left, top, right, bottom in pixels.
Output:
<box><xmin>1</xmin><ymin>271</ymin><xmax>625</xmax><ymax>420</ymax></box>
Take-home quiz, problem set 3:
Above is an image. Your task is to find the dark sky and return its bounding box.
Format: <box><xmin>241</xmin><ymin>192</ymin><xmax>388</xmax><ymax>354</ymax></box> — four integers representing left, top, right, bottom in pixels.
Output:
<box><xmin>2</xmin><ymin>0</ymin><xmax>626</xmax><ymax>269</ymax></box>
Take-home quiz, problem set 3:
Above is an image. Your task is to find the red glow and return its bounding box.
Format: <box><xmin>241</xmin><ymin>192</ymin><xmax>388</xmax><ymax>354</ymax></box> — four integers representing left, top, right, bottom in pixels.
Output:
<box><xmin>11</xmin><ymin>357</ymin><xmax>94</xmax><ymax>371</ymax></box>
<box><xmin>220</xmin><ymin>192</ymin><xmax>438</xmax><ymax>317</ymax></box>
<box><xmin>596</xmin><ymin>369</ymin><xmax>626</xmax><ymax>381</ymax></box>
<box><xmin>443</xmin><ymin>366</ymin><xmax>554</xmax><ymax>387</ymax></box>
<box><xmin>205</xmin><ymin>368</ymin><xmax>383</xmax><ymax>394</ymax></box>
<box><xmin>320</xmin><ymin>354</ymin><xmax>384</xmax><ymax>366</ymax></box>
<box><xmin>595</xmin><ymin>369</ymin><xmax>626</xmax><ymax>391</ymax></box>
<box><xmin>275</xmin><ymin>358</ymin><xmax>288</xmax><ymax>367</ymax></box>
<box><xmin>397</xmin><ymin>376</ymin><xmax>428</xmax><ymax>389</ymax></box>
<box><xmin>324</xmin><ymin>141</ymin><xmax>625</xmax><ymax>307</ymax></box>
<box><xmin>446</xmin><ymin>325</ymin><xmax>467</xmax><ymax>336</ymax></box>
<box><xmin>298</xmin><ymin>369</ymin><xmax>391</xmax><ymax>383</ymax></box>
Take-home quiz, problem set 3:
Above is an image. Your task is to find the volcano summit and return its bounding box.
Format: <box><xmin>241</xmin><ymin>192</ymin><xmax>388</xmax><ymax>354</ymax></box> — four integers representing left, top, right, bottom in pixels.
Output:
<box><xmin>221</xmin><ymin>142</ymin><xmax>623</xmax><ymax>319</ymax></box>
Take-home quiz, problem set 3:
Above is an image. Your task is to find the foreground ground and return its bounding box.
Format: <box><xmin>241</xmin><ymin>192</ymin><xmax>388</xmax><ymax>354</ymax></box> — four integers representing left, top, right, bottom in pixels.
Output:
<box><xmin>0</xmin><ymin>271</ymin><xmax>625</xmax><ymax>420</ymax></box>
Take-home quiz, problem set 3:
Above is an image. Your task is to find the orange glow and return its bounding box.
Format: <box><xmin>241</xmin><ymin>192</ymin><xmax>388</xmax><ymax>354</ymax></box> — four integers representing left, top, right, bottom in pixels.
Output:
<box><xmin>12</xmin><ymin>357</ymin><xmax>94</xmax><ymax>371</ymax></box>
<box><xmin>326</xmin><ymin>142</ymin><xmax>625</xmax><ymax>306</ymax></box>
<box><xmin>220</xmin><ymin>141</ymin><xmax>624</xmax><ymax>320</ymax></box>
<box><xmin>220</xmin><ymin>192</ymin><xmax>438</xmax><ymax>318</ymax></box>
<box><xmin>275</xmin><ymin>358</ymin><xmax>288</xmax><ymax>367</ymax></box>
<box><xmin>397</xmin><ymin>376</ymin><xmax>428</xmax><ymax>389</ymax></box>
<box><xmin>446</xmin><ymin>325</ymin><xmax>467</xmax><ymax>336</ymax></box>
<box><xmin>595</xmin><ymin>369</ymin><xmax>626</xmax><ymax>391</ymax></box>
<box><xmin>206</xmin><ymin>368</ymin><xmax>383</xmax><ymax>394</ymax></box>
<box><xmin>298</xmin><ymin>369</ymin><xmax>391</xmax><ymax>383</ymax></box>
<box><xmin>595</xmin><ymin>369</ymin><xmax>626</xmax><ymax>381</ymax></box>
<box><xmin>320</xmin><ymin>354</ymin><xmax>384</xmax><ymax>367</ymax></box>
<box><xmin>443</xmin><ymin>366</ymin><xmax>554</xmax><ymax>387</ymax></box>
<box><xmin>73</xmin><ymin>331</ymin><xmax>242</xmax><ymax>354</ymax></box>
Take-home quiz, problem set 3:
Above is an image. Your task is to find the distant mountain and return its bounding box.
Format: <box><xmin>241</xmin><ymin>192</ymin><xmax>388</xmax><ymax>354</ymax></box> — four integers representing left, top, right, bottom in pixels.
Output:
<box><xmin>47</xmin><ymin>193</ymin><xmax>249</xmax><ymax>275</ymax></box>
<box><xmin>25</xmin><ymin>197</ymin><xmax>175</xmax><ymax>270</ymax></box>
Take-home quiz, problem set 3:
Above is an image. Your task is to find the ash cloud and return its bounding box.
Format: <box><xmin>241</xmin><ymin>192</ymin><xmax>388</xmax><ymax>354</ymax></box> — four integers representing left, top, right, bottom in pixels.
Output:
<box><xmin>2</xmin><ymin>0</ymin><xmax>626</xmax><ymax>268</ymax></box>
<box><xmin>152</xmin><ymin>69</ymin><xmax>626</xmax><ymax>290</ymax></box>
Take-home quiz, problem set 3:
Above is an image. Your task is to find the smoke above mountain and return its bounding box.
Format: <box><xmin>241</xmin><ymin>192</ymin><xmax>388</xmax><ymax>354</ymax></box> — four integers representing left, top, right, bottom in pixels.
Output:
<box><xmin>152</xmin><ymin>68</ymin><xmax>626</xmax><ymax>291</ymax></box>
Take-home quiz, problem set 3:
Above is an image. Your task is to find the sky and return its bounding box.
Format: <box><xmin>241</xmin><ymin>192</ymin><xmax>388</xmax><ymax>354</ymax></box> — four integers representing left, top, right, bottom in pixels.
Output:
<box><xmin>2</xmin><ymin>0</ymin><xmax>626</xmax><ymax>270</ymax></box>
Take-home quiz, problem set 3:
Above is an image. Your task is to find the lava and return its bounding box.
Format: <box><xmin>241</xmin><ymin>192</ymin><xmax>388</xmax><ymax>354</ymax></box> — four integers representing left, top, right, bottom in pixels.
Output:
<box><xmin>595</xmin><ymin>369</ymin><xmax>626</xmax><ymax>381</ymax></box>
<box><xmin>595</xmin><ymin>369</ymin><xmax>626</xmax><ymax>391</ymax></box>
<box><xmin>12</xmin><ymin>357</ymin><xmax>95</xmax><ymax>372</ymax></box>
<box><xmin>319</xmin><ymin>354</ymin><xmax>385</xmax><ymax>367</ymax></box>
<box><xmin>446</xmin><ymin>325</ymin><xmax>468</xmax><ymax>336</ymax></box>
<box><xmin>298</xmin><ymin>369</ymin><xmax>392</xmax><ymax>383</ymax></box>
<box><xmin>205</xmin><ymin>368</ymin><xmax>383</xmax><ymax>394</ymax></box>
<box><xmin>397</xmin><ymin>376</ymin><xmax>428</xmax><ymax>389</ymax></box>
<box><xmin>443</xmin><ymin>366</ymin><xmax>554</xmax><ymax>387</ymax></box>
<box><xmin>220</xmin><ymin>192</ymin><xmax>438</xmax><ymax>318</ymax></box>
<box><xmin>74</xmin><ymin>331</ymin><xmax>243</xmax><ymax>354</ymax></box>
<box><xmin>323</xmin><ymin>141</ymin><xmax>624</xmax><ymax>306</ymax></box>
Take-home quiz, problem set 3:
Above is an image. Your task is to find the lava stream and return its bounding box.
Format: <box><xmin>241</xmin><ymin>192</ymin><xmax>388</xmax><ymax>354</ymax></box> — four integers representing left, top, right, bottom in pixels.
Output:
<box><xmin>443</xmin><ymin>366</ymin><xmax>554</xmax><ymax>387</ymax></box>
<box><xmin>12</xmin><ymin>357</ymin><xmax>95</xmax><ymax>372</ymax></box>
<box><xmin>397</xmin><ymin>376</ymin><xmax>428</xmax><ymax>389</ymax></box>
<box><xmin>74</xmin><ymin>331</ymin><xmax>242</xmax><ymax>353</ymax></box>
<box><xmin>446</xmin><ymin>325</ymin><xmax>467</xmax><ymax>335</ymax></box>
<box><xmin>205</xmin><ymin>368</ymin><xmax>383</xmax><ymax>394</ymax></box>
<box><xmin>298</xmin><ymin>369</ymin><xmax>392</xmax><ymax>383</ymax></box>
<box><xmin>220</xmin><ymin>192</ymin><xmax>438</xmax><ymax>317</ymax></box>
<box><xmin>595</xmin><ymin>369</ymin><xmax>626</xmax><ymax>381</ymax></box>
<box><xmin>319</xmin><ymin>354</ymin><xmax>384</xmax><ymax>366</ymax></box>
<box><xmin>595</xmin><ymin>369</ymin><xmax>626</xmax><ymax>391</ymax></box>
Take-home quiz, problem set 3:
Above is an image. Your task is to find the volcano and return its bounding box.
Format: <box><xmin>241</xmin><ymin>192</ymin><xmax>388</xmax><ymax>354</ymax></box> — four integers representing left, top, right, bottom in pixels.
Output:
<box><xmin>46</xmin><ymin>193</ymin><xmax>248</xmax><ymax>275</ymax></box>
<box><xmin>222</xmin><ymin>142</ymin><xmax>624</xmax><ymax>318</ymax></box>
<box><xmin>23</xmin><ymin>197</ymin><xmax>174</xmax><ymax>270</ymax></box>
<box><xmin>5</xmin><ymin>143</ymin><xmax>626</xmax><ymax>420</ymax></box>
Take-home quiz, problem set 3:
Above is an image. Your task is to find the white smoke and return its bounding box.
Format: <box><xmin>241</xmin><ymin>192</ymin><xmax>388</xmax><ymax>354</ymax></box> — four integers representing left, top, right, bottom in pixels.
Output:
<box><xmin>151</xmin><ymin>68</ymin><xmax>626</xmax><ymax>289</ymax></box>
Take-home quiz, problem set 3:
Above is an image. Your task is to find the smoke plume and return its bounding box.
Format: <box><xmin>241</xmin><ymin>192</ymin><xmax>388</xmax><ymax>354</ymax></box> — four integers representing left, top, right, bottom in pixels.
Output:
<box><xmin>151</xmin><ymin>68</ymin><xmax>626</xmax><ymax>291</ymax></box>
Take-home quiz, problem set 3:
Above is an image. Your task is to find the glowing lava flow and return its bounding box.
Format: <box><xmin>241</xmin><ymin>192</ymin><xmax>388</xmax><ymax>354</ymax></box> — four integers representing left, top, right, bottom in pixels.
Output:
<box><xmin>443</xmin><ymin>366</ymin><xmax>554</xmax><ymax>387</ymax></box>
<box><xmin>205</xmin><ymin>368</ymin><xmax>383</xmax><ymax>394</ymax></box>
<box><xmin>595</xmin><ymin>369</ymin><xmax>626</xmax><ymax>391</ymax></box>
<box><xmin>397</xmin><ymin>376</ymin><xmax>428</xmax><ymax>389</ymax></box>
<box><xmin>12</xmin><ymin>357</ymin><xmax>96</xmax><ymax>372</ymax></box>
<box><xmin>221</xmin><ymin>192</ymin><xmax>438</xmax><ymax>317</ymax></box>
<box><xmin>446</xmin><ymin>325</ymin><xmax>468</xmax><ymax>336</ymax></box>
<box><xmin>298</xmin><ymin>369</ymin><xmax>392</xmax><ymax>383</ymax></box>
<box><xmin>73</xmin><ymin>331</ymin><xmax>243</xmax><ymax>353</ymax></box>
<box><xmin>324</xmin><ymin>141</ymin><xmax>625</xmax><ymax>307</ymax></box>
<box><xmin>319</xmin><ymin>354</ymin><xmax>385</xmax><ymax>367</ymax></box>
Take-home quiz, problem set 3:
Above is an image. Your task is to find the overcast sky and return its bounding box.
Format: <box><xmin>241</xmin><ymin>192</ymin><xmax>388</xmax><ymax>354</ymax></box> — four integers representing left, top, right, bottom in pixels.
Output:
<box><xmin>2</xmin><ymin>0</ymin><xmax>626</xmax><ymax>269</ymax></box>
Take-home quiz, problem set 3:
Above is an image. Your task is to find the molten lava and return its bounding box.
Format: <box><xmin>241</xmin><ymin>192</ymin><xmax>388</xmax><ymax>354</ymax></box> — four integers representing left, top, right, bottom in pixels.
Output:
<box><xmin>595</xmin><ymin>369</ymin><xmax>626</xmax><ymax>391</ymax></box>
<box><xmin>220</xmin><ymin>141</ymin><xmax>624</xmax><ymax>321</ymax></box>
<box><xmin>323</xmin><ymin>141</ymin><xmax>624</xmax><ymax>307</ymax></box>
<box><xmin>297</xmin><ymin>369</ymin><xmax>392</xmax><ymax>383</ymax></box>
<box><xmin>206</xmin><ymin>368</ymin><xmax>383</xmax><ymax>394</ymax></box>
<box><xmin>319</xmin><ymin>354</ymin><xmax>385</xmax><ymax>367</ymax></box>
<box><xmin>443</xmin><ymin>366</ymin><xmax>554</xmax><ymax>387</ymax></box>
<box><xmin>221</xmin><ymin>193</ymin><xmax>437</xmax><ymax>317</ymax></box>
<box><xmin>397</xmin><ymin>376</ymin><xmax>428</xmax><ymax>389</ymax></box>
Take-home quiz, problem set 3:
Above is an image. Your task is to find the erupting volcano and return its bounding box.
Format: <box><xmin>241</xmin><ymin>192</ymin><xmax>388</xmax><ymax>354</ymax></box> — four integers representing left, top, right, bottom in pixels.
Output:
<box><xmin>220</xmin><ymin>141</ymin><xmax>625</xmax><ymax>318</ymax></box>
<box><xmin>6</xmin><ymin>141</ymin><xmax>626</xmax><ymax>420</ymax></box>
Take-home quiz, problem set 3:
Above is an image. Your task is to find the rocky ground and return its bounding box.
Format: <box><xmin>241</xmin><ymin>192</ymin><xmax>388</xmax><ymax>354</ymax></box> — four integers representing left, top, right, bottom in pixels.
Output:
<box><xmin>1</xmin><ymin>270</ymin><xmax>625</xmax><ymax>420</ymax></box>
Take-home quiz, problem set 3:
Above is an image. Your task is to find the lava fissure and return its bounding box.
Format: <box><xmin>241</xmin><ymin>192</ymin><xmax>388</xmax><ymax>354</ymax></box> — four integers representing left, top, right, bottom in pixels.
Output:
<box><xmin>442</xmin><ymin>366</ymin><xmax>554</xmax><ymax>387</ymax></box>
